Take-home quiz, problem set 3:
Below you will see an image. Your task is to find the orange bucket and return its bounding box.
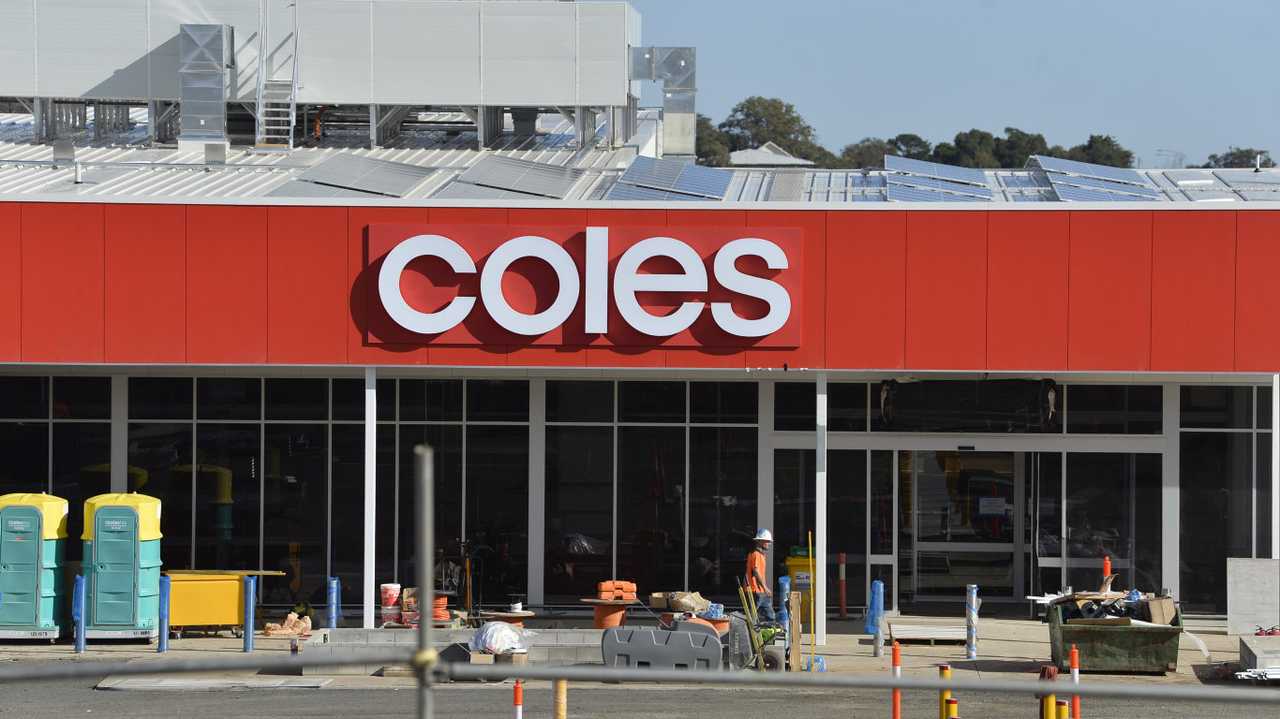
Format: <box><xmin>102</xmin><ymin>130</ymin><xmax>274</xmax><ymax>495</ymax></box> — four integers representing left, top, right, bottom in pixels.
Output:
<box><xmin>593</xmin><ymin>605</ymin><xmax>627</xmax><ymax>629</ymax></box>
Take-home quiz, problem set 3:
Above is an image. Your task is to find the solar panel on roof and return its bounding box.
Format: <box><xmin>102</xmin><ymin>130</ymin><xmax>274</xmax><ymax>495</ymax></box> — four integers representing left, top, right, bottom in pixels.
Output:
<box><xmin>886</xmin><ymin>184</ymin><xmax>986</xmax><ymax>202</ymax></box>
<box><xmin>605</xmin><ymin>182</ymin><xmax>701</xmax><ymax>202</ymax></box>
<box><xmin>999</xmin><ymin>173</ymin><xmax>1049</xmax><ymax>189</ymax></box>
<box><xmin>1031</xmin><ymin>155</ymin><xmax>1148</xmax><ymax>187</ymax></box>
<box><xmin>886</xmin><ymin>174</ymin><xmax>992</xmax><ymax>199</ymax></box>
<box><xmin>1045</xmin><ymin>172</ymin><xmax>1162</xmax><ymax>198</ymax></box>
<box><xmin>267</xmin><ymin>179</ymin><xmax>382</xmax><ymax>198</ymax></box>
<box><xmin>455</xmin><ymin>155</ymin><xmax>584</xmax><ymax>199</ymax></box>
<box><xmin>1214</xmin><ymin>170</ymin><xmax>1280</xmax><ymax>188</ymax></box>
<box><xmin>1049</xmin><ymin>183</ymin><xmax>1147</xmax><ymax>202</ymax></box>
<box><xmin>296</xmin><ymin>153</ymin><xmax>434</xmax><ymax>197</ymax></box>
<box><xmin>615</xmin><ymin>155</ymin><xmax>731</xmax><ymax>199</ymax></box>
<box><xmin>884</xmin><ymin>155</ymin><xmax>989</xmax><ymax>187</ymax></box>
<box><xmin>433</xmin><ymin>181</ymin><xmax>541</xmax><ymax>200</ymax></box>
<box><xmin>852</xmin><ymin>192</ymin><xmax>886</xmax><ymax>202</ymax></box>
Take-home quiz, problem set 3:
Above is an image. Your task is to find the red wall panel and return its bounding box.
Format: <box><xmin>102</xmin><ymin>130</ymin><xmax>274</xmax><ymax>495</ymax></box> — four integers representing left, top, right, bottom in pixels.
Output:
<box><xmin>825</xmin><ymin>212</ymin><xmax>906</xmax><ymax>369</ymax></box>
<box><xmin>986</xmin><ymin>212</ymin><xmax>1069</xmax><ymax>370</ymax></box>
<box><xmin>0</xmin><ymin>203</ymin><xmax>19</xmax><ymax>360</ymax></box>
<box><xmin>904</xmin><ymin>211</ymin><xmax>987</xmax><ymax>370</ymax></box>
<box><xmin>346</xmin><ymin>207</ymin><xmax>431</xmax><ymax>364</ymax></box>
<box><xmin>20</xmin><ymin>203</ymin><xmax>105</xmax><ymax>362</ymax></box>
<box><xmin>1150</xmin><ymin>211</ymin><xmax>1236</xmax><ymax>371</ymax></box>
<box><xmin>186</xmin><ymin>205</ymin><xmax>268</xmax><ymax>363</ymax></box>
<box><xmin>1067</xmin><ymin>212</ymin><xmax>1153</xmax><ymax>370</ymax></box>
<box><xmin>105</xmin><ymin>204</ymin><xmax>186</xmax><ymax>362</ymax></box>
<box><xmin>744</xmin><ymin>210</ymin><xmax>824</xmax><ymax>369</ymax></box>
<box><xmin>267</xmin><ymin>206</ymin><xmax>349</xmax><ymax>364</ymax></box>
<box><xmin>1235</xmin><ymin>211</ymin><xmax>1280</xmax><ymax>371</ymax></box>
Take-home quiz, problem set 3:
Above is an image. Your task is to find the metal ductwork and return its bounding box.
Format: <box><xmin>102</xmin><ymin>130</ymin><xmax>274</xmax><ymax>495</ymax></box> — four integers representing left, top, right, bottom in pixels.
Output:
<box><xmin>631</xmin><ymin>46</ymin><xmax>696</xmax><ymax>157</ymax></box>
<box><xmin>177</xmin><ymin>24</ymin><xmax>233</xmax><ymax>149</ymax></box>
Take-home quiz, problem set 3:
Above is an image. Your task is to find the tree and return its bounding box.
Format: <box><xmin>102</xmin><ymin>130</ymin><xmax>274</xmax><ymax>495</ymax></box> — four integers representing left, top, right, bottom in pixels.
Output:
<box><xmin>695</xmin><ymin>114</ymin><xmax>730</xmax><ymax>167</ymax></box>
<box><xmin>994</xmin><ymin>127</ymin><xmax>1051</xmax><ymax>168</ymax></box>
<box><xmin>1198</xmin><ymin>147</ymin><xmax>1274</xmax><ymax>169</ymax></box>
<box><xmin>930</xmin><ymin>129</ymin><xmax>998</xmax><ymax>167</ymax></box>
<box><xmin>717</xmin><ymin>96</ymin><xmax>833</xmax><ymax>164</ymax></box>
<box><xmin>839</xmin><ymin>137</ymin><xmax>896</xmax><ymax>168</ymax></box>
<box><xmin>891</xmin><ymin>133</ymin><xmax>932</xmax><ymax>160</ymax></box>
<box><xmin>1065</xmin><ymin>134</ymin><xmax>1133</xmax><ymax>167</ymax></box>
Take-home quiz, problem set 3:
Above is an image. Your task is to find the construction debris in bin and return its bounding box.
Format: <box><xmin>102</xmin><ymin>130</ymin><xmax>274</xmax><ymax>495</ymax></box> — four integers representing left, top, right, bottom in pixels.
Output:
<box><xmin>1048</xmin><ymin>574</ymin><xmax>1178</xmax><ymax>627</ymax></box>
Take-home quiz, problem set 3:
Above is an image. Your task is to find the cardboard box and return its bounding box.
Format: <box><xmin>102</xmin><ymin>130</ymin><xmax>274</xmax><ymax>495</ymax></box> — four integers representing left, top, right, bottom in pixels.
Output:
<box><xmin>468</xmin><ymin>651</ymin><xmax>495</xmax><ymax>665</ymax></box>
<box><xmin>495</xmin><ymin>652</ymin><xmax>528</xmax><ymax>665</ymax></box>
<box><xmin>1147</xmin><ymin>597</ymin><xmax>1177</xmax><ymax>625</ymax></box>
<box><xmin>649</xmin><ymin>592</ymin><xmax>668</xmax><ymax>609</ymax></box>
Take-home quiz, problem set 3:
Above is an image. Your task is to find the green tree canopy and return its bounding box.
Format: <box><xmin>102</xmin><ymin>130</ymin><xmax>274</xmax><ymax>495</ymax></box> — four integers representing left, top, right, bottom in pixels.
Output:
<box><xmin>993</xmin><ymin>127</ymin><xmax>1051</xmax><ymax>168</ymax></box>
<box><xmin>839</xmin><ymin>137</ymin><xmax>896</xmax><ymax>168</ymax></box>
<box><xmin>695</xmin><ymin>114</ymin><xmax>730</xmax><ymax>167</ymax></box>
<box><xmin>1064</xmin><ymin>135</ymin><xmax>1133</xmax><ymax>167</ymax></box>
<box><xmin>717</xmin><ymin>96</ymin><xmax>834</xmax><ymax>164</ymax></box>
<box><xmin>1197</xmin><ymin>147</ymin><xmax>1274</xmax><ymax>169</ymax></box>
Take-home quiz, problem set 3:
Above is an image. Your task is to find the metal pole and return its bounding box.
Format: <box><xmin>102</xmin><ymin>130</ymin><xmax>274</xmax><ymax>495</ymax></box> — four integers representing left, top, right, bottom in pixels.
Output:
<box><xmin>72</xmin><ymin>575</ymin><xmax>85</xmax><ymax>654</ymax></box>
<box><xmin>554</xmin><ymin>678</ymin><xmax>568</xmax><ymax>719</ymax></box>
<box><xmin>415</xmin><ymin>445</ymin><xmax>435</xmax><ymax>719</ymax></box>
<box><xmin>965</xmin><ymin>584</ymin><xmax>978</xmax><ymax>660</ymax></box>
<box><xmin>158</xmin><ymin>576</ymin><xmax>170</xmax><ymax>653</ymax></box>
<box><xmin>243</xmin><ymin>576</ymin><xmax>256</xmax><ymax>653</ymax></box>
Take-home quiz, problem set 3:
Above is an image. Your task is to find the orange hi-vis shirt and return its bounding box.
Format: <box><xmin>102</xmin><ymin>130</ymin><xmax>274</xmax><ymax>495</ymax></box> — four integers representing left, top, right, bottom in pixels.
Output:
<box><xmin>745</xmin><ymin>550</ymin><xmax>767</xmax><ymax>593</ymax></box>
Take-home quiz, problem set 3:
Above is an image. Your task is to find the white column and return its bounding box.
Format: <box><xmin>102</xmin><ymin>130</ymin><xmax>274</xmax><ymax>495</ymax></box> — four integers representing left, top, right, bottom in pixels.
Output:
<box><xmin>757</xmin><ymin>381</ymin><xmax>774</xmax><ymax>571</ymax></box>
<box><xmin>110</xmin><ymin>376</ymin><xmax>128</xmax><ymax>493</ymax></box>
<box><xmin>815</xmin><ymin>374</ymin><xmax>828</xmax><ymax>645</ymax></box>
<box><xmin>1161</xmin><ymin>384</ymin><xmax>1180</xmax><ymax>599</ymax></box>
<box><xmin>363</xmin><ymin>367</ymin><xmax>377</xmax><ymax>629</ymax></box>
<box><xmin>528</xmin><ymin>380</ymin><xmax>546</xmax><ymax>607</ymax></box>
<box><xmin>1272</xmin><ymin>374</ymin><xmax>1279</xmax><ymax>560</ymax></box>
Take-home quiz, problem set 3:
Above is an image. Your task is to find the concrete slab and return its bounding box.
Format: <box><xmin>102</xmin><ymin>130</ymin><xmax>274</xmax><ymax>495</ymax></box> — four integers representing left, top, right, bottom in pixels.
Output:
<box><xmin>98</xmin><ymin>676</ymin><xmax>331</xmax><ymax>691</ymax></box>
<box><xmin>1227</xmin><ymin>559</ymin><xmax>1280</xmax><ymax>635</ymax></box>
<box><xmin>1239</xmin><ymin>635</ymin><xmax>1280</xmax><ymax>670</ymax></box>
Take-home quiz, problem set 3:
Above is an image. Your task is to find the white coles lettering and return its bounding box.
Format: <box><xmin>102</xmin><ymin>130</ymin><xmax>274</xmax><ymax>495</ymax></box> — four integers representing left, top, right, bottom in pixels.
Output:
<box><xmin>584</xmin><ymin>226</ymin><xmax>610</xmax><ymax>334</ymax></box>
<box><xmin>710</xmin><ymin>237</ymin><xmax>792</xmax><ymax>337</ymax></box>
<box><xmin>479</xmin><ymin>235</ymin><xmax>580</xmax><ymax>336</ymax></box>
<box><xmin>612</xmin><ymin>236</ymin><xmax>708</xmax><ymax>337</ymax></box>
<box><xmin>378</xmin><ymin>234</ymin><xmax>476</xmax><ymax>334</ymax></box>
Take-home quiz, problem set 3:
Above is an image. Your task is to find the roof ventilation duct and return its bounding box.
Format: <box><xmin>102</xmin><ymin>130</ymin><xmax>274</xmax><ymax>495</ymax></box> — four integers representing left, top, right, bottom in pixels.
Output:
<box><xmin>632</xmin><ymin>47</ymin><xmax>696</xmax><ymax>157</ymax></box>
<box><xmin>177</xmin><ymin>24</ymin><xmax>233</xmax><ymax>151</ymax></box>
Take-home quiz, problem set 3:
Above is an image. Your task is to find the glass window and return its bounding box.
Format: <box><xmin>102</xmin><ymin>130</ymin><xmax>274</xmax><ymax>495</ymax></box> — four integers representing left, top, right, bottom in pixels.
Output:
<box><xmin>545</xmin><ymin>426</ymin><xmax>613</xmax><ymax>602</ymax></box>
<box><xmin>465</xmin><ymin>425</ymin><xmax>529</xmax><ymax>604</ymax></box>
<box><xmin>1067</xmin><ymin>453</ymin><xmax>1162</xmax><ymax>595</ymax></box>
<box><xmin>128</xmin><ymin>423</ymin><xmax>192</xmax><ymax>571</ymax></box>
<box><xmin>870</xmin><ymin>450</ymin><xmax>894</xmax><ymax>555</ymax></box>
<box><xmin>265</xmin><ymin>379</ymin><xmax>328</xmax><ymax>421</ymax></box>
<box><xmin>773</xmin><ymin>449</ymin><xmax>815</xmax><ymax>559</ymax></box>
<box><xmin>52</xmin><ymin>423</ymin><xmax>111</xmax><ymax>558</ymax></box>
<box><xmin>829</xmin><ymin>449</ymin><xmax>867</xmax><ymax>608</ymax></box>
<box><xmin>194</xmin><ymin>424</ymin><xmax>260</xmax><ymax>570</ymax></box>
<box><xmin>774</xmin><ymin>382</ymin><xmax>815</xmax><ymax>431</ymax></box>
<box><xmin>332</xmin><ymin>378</ymin><xmax>395</xmax><ymax>422</ymax></box>
<box><xmin>1260</xmin><ymin>434</ymin><xmax>1272</xmax><ymax>559</ymax></box>
<box><xmin>398</xmin><ymin>425</ymin><xmax>463</xmax><ymax>587</ymax></box>
<box><xmin>1066</xmin><ymin>385</ymin><xmax>1162</xmax><ymax>434</ymax></box>
<box><xmin>1259</xmin><ymin>387</ymin><xmax>1272</xmax><ymax>430</ymax></box>
<box><xmin>913</xmin><ymin>451</ymin><xmax>1015</xmax><ymax>544</ymax></box>
<box><xmin>547</xmin><ymin>381</ymin><xmax>613</xmax><ymax>423</ymax></box>
<box><xmin>197</xmin><ymin>378</ymin><xmax>261</xmax><ymax>421</ymax></box>
<box><xmin>1181</xmin><ymin>386</ymin><xmax>1253</xmax><ymax>429</ymax></box>
<box><xmin>1032</xmin><ymin>452</ymin><xmax>1063</xmax><ymax>596</ymax></box>
<box><xmin>689</xmin><ymin>382</ymin><xmax>757</xmax><ymax>424</ymax></box>
<box><xmin>262</xmin><ymin>425</ymin><xmax>328</xmax><ymax>605</ymax></box>
<box><xmin>466</xmin><ymin>380</ymin><xmax>529</xmax><ymax>423</ymax></box>
<box><xmin>399</xmin><ymin>380</ymin><xmax>463</xmax><ymax>422</ymax></box>
<box><xmin>129</xmin><ymin>378</ymin><xmax>192</xmax><ymax>420</ymax></box>
<box><xmin>0</xmin><ymin>422</ymin><xmax>48</xmax><ymax>493</ymax></box>
<box><xmin>52</xmin><ymin>377</ymin><xmax>110</xmax><ymax>420</ymax></box>
<box><xmin>618</xmin><ymin>382</ymin><xmax>685</xmax><ymax>423</ymax></box>
<box><xmin>0</xmin><ymin>377</ymin><xmax>49</xmax><ymax>418</ymax></box>
<box><xmin>617</xmin><ymin>426</ymin><xmax>685</xmax><ymax>591</ymax></box>
<box><xmin>690</xmin><ymin>427</ymin><xmax>757</xmax><ymax>601</ymax></box>
<box><xmin>872</xmin><ymin>380</ymin><xmax>1054</xmax><ymax>433</ymax></box>
<box><xmin>1180</xmin><ymin>432</ymin><xmax>1255</xmax><ymax>612</ymax></box>
<box><xmin>829</xmin><ymin>383</ymin><xmax>868</xmax><ymax>432</ymax></box>
<box><xmin>332</xmin><ymin>424</ymin><xmax>394</xmax><ymax>609</ymax></box>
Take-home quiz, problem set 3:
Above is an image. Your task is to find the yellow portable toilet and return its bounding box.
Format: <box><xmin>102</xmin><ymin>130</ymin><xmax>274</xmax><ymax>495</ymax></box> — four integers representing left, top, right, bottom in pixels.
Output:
<box><xmin>82</xmin><ymin>493</ymin><xmax>162</xmax><ymax>639</ymax></box>
<box><xmin>0</xmin><ymin>493</ymin><xmax>69</xmax><ymax>639</ymax></box>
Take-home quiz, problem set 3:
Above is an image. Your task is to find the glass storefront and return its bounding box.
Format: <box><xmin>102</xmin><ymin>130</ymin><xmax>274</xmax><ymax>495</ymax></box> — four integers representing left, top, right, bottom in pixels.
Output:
<box><xmin>1</xmin><ymin>374</ymin><xmax>1275</xmax><ymax>615</ymax></box>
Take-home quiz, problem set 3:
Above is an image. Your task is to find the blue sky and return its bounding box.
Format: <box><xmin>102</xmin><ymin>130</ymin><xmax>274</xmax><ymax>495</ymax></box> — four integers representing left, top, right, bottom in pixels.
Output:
<box><xmin>627</xmin><ymin>0</ymin><xmax>1279</xmax><ymax>167</ymax></box>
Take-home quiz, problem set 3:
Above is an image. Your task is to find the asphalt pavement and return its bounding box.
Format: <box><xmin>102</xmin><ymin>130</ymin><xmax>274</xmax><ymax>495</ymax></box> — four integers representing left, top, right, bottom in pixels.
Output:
<box><xmin>1</xmin><ymin>677</ymin><xmax>1276</xmax><ymax>719</ymax></box>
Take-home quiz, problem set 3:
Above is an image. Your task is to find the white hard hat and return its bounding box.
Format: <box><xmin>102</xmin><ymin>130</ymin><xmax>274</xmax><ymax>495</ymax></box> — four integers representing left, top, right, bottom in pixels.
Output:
<box><xmin>754</xmin><ymin>528</ymin><xmax>773</xmax><ymax>543</ymax></box>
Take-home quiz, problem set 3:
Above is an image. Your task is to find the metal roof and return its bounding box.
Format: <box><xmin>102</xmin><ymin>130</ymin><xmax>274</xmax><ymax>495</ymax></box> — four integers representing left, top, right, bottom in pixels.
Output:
<box><xmin>2</xmin><ymin>108</ymin><xmax>1279</xmax><ymax>205</ymax></box>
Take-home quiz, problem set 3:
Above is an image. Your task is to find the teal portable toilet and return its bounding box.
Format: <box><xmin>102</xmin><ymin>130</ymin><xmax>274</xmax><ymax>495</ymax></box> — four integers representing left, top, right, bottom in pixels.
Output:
<box><xmin>82</xmin><ymin>493</ymin><xmax>162</xmax><ymax>639</ymax></box>
<box><xmin>0</xmin><ymin>493</ymin><xmax>68</xmax><ymax>639</ymax></box>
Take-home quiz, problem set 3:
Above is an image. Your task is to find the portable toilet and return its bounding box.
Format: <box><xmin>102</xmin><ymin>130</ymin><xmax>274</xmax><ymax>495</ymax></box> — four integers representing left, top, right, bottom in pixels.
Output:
<box><xmin>82</xmin><ymin>493</ymin><xmax>162</xmax><ymax>639</ymax></box>
<box><xmin>0</xmin><ymin>493</ymin><xmax>68</xmax><ymax>639</ymax></box>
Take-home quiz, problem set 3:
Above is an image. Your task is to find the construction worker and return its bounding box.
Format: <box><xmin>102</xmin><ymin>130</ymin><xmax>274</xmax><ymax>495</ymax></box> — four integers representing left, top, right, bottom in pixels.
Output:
<box><xmin>746</xmin><ymin>528</ymin><xmax>777</xmax><ymax>624</ymax></box>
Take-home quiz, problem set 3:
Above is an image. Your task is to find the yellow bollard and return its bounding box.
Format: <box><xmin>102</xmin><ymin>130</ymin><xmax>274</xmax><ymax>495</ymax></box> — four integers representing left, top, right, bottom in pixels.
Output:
<box><xmin>1057</xmin><ymin>699</ymin><xmax>1070</xmax><ymax>719</ymax></box>
<box><xmin>1040</xmin><ymin>693</ymin><xmax>1056</xmax><ymax>719</ymax></box>
<box><xmin>945</xmin><ymin>697</ymin><xmax>959</xmax><ymax>718</ymax></box>
<box><xmin>554</xmin><ymin>679</ymin><xmax>568</xmax><ymax>719</ymax></box>
<box><xmin>938</xmin><ymin>664</ymin><xmax>952</xmax><ymax>719</ymax></box>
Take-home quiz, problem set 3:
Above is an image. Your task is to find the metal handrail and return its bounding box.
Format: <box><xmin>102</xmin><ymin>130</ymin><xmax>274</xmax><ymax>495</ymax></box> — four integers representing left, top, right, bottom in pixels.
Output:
<box><xmin>253</xmin><ymin>0</ymin><xmax>267</xmax><ymax>146</ymax></box>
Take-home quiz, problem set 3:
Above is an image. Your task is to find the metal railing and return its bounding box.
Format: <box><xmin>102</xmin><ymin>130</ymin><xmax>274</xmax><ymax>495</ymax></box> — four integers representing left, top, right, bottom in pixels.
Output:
<box><xmin>5</xmin><ymin>445</ymin><xmax>1277</xmax><ymax>719</ymax></box>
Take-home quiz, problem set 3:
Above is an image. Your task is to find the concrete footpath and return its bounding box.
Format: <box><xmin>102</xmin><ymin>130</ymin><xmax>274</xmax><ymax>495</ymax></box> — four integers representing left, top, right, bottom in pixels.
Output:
<box><xmin>0</xmin><ymin>617</ymin><xmax>1245</xmax><ymax>691</ymax></box>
